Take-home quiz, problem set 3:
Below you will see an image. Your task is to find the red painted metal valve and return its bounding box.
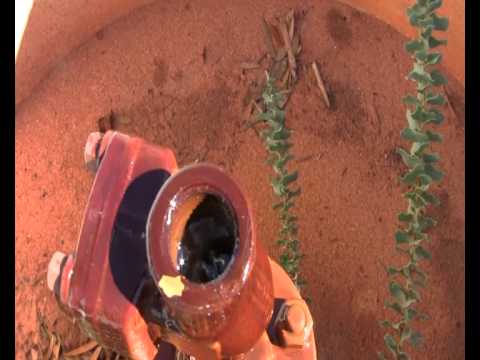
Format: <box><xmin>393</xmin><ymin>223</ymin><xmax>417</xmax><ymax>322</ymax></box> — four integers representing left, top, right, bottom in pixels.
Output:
<box><xmin>47</xmin><ymin>131</ymin><xmax>317</xmax><ymax>360</ymax></box>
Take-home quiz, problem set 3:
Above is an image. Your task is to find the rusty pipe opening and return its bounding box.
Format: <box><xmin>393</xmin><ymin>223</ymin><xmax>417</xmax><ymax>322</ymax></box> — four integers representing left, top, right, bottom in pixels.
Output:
<box><xmin>175</xmin><ymin>192</ymin><xmax>238</xmax><ymax>284</ymax></box>
<box><xmin>147</xmin><ymin>163</ymin><xmax>274</xmax><ymax>355</ymax></box>
<box><xmin>147</xmin><ymin>163</ymin><xmax>254</xmax><ymax>296</ymax></box>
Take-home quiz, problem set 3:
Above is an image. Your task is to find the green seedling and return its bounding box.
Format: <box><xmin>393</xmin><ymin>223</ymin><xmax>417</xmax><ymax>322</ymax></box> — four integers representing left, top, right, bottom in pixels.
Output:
<box><xmin>379</xmin><ymin>1</ymin><xmax>448</xmax><ymax>359</ymax></box>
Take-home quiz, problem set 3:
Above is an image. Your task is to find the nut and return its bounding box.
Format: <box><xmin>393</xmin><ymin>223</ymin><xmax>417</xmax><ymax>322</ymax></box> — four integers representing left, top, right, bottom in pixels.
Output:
<box><xmin>276</xmin><ymin>299</ymin><xmax>313</xmax><ymax>348</ymax></box>
<box><xmin>47</xmin><ymin>251</ymin><xmax>67</xmax><ymax>293</ymax></box>
<box><xmin>84</xmin><ymin>132</ymin><xmax>103</xmax><ymax>173</ymax></box>
<box><xmin>286</xmin><ymin>303</ymin><xmax>307</xmax><ymax>334</ymax></box>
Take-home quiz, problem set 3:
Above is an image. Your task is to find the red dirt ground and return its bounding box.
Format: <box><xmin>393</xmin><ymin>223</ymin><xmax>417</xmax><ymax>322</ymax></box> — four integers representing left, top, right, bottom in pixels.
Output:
<box><xmin>15</xmin><ymin>0</ymin><xmax>465</xmax><ymax>359</ymax></box>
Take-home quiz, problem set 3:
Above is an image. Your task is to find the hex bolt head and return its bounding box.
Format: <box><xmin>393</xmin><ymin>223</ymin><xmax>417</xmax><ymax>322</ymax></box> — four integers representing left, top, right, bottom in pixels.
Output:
<box><xmin>47</xmin><ymin>251</ymin><xmax>67</xmax><ymax>293</ymax></box>
<box><xmin>286</xmin><ymin>303</ymin><xmax>307</xmax><ymax>334</ymax></box>
<box><xmin>84</xmin><ymin>132</ymin><xmax>103</xmax><ymax>173</ymax></box>
<box><xmin>276</xmin><ymin>299</ymin><xmax>313</xmax><ymax>349</ymax></box>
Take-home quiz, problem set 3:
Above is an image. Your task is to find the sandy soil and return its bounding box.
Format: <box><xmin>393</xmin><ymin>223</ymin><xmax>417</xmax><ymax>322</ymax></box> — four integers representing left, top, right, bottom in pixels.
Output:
<box><xmin>15</xmin><ymin>0</ymin><xmax>465</xmax><ymax>359</ymax></box>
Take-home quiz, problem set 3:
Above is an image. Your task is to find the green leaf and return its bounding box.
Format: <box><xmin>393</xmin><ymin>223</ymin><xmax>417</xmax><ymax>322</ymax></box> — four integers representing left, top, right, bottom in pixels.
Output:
<box><xmin>401</xmin><ymin>165</ymin><xmax>426</xmax><ymax>185</ymax></box>
<box><xmin>400</xmin><ymin>327</ymin><xmax>412</xmax><ymax>344</ymax></box>
<box><xmin>404</xmin><ymin>307</ymin><xmax>418</xmax><ymax>321</ymax></box>
<box><xmin>405</xmin><ymin>191</ymin><xmax>426</xmax><ymax>208</ymax></box>
<box><xmin>389</xmin><ymin>282</ymin><xmax>407</xmax><ymax>305</ymax></box>
<box><xmin>418</xmin><ymin>215</ymin><xmax>437</xmax><ymax>231</ymax></box>
<box><xmin>426</xmin><ymin>93</ymin><xmax>446</xmax><ymax>105</ymax></box>
<box><xmin>421</xmin><ymin>27</ymin><xmax>433</xmax><ymax>41</ymax></box>
<box><xmin>272</xmin><ymin>202</ymin><xmax>283</xmax><ymax>210</ymax></box>
<box><xmin>428</xmin><ymin>36</ymin><xmax>447</xmax><ymax>48</ymax></box>
<box><xmin>287</xmin><ymin>239</ymin><xmax>300</xmax><ymax>251</ymax></box>
<box><xmin>401</xmin><ymin>265</ymin><xmax>411</xmax><ymax>278</ymax></box>
<box><xmin>411</xmin><ymin>266</ymin><xmax>427</xmax><ymax>287</ymax></box>
<box><xmin>406</xmin><ymin>109</ymin><xmax>420</xmax><ymax>130</ymax></box>
<box><xmin>408</xmin><ymin>12</ymin><xmax>422</xmax><ymax>27</ymax></box>
<box><xmin>414</xmin><ymin>50</ymin><xmax>429</xmax><ymax>62</ymax></box>
<box><xmin>418</xmin><ymin>173</ymin><xmax>433</xmax><ymax>186</ymax></box>
<box><xmin>377</xmin><ymin>352</ymin><xmax>387</xmax><ymax>360</ymax></box>
<box><xmin>418</xmin><ymin>190</ymin><xmax>440</xmax><ymax>206</ymax></box>
<box><xmin>426</xmin><ymin>130</ymin><xmax>443</xmax><ymax>142</ymax></box>
<box><xmin>425</xmin><ymin>108</ymin><xmax>445</xmax><ymax>124</ymax></box>
<box><xmin>395</xmin><ymin>231</ymin><xmax>410</xmax><ymax>244</ymax></box>
<box><xmin>384</xmin><ymin>334</ymin><xmax>398</xmax><ymax>356</ymax></box>
<box><xmin>398</xmin><ymin>212</ymin><xmax>413</xmax><ymax>222</ymax></box>
<box><xmin>418</xmin><ymin>16</ymin><xmax>435</xmax><ymax>28</ymax></box>
<box><xmin>276</xmin><ymin>238</ymin><xmax>288</xmax><ymax>246</ymax></box>
<box><xmin>424</xmin><ymin>164</ymin><xmax>444</xmax><ymax>181</ymax></box>
<box><xmin>274</xmin><ymin>154</ymin><xmax>293</xmax><ymax>170</ymax></box>
<box><xmin>272</xmin><ymin>108</ymin><xmax>286</xmax><ymax>120</ymax></box>
<box><xmin>257</xmin><ymin>112</ymin><xmax>272</xmax><ymax>121</ymax></box>
<box><xmin>411</xmin><ymin>142</ymin><xmax>429</xmax><ymax>156</ymax></box>
<box><xmin>410</xmin><ymin>107</ymin><xmax>428</xmax><ymax>122</ymax></box>
<box><xmin>386</xmin><ymin>266</ymin><xmax>400</xmax><ymax>276</ymax></box>
<box><xmin>410</xmin><ymin>331</ymin><xmax>423</xmax><ymax>348</ymax></box>
<box><xmin>397</xmin><ymin>148</ymin><xmax>421</xmax><ymax>168</ymax></box>
<box><xmin>405</xmin><ymin>39</ymin><xmax>426</xmax><ymax>54</ymax></box>
<box><xmin>272</xmin><ymin>180</ymin><xmax>285</xmax><ymax>196</ymax></box>
<box><xmin>407</xmin><ymin>67</ymin><xmax>431</xmax><ymax>85</ymax></box>
<box><xmin>403</xmin><ymin>94</ymin><xmax>420</xmax><ymax>106</ymax></box>
<box><xmin>380</xmin><ymin>320</ymin><xmax>402</xmax><ymax>330</ymax></box>
<box><xmin>414</xmin><ymin>246</ymin><xmax>432</xmax><ymax>260</ymax></box>
<box><xmin>385</xmin><ymin>301</ymin><xmax>403</xmax><ymax>315</ymax></box>
<box><xmin>432</xmin><ymin>13</ymin><xmax>449</xmax><ymax>31</ymax></box>
<box><xmin>267</xmin><ymin>141</ymin><xmax>292</xmax><ymax>154</ymax></box>
<box><xmin>397</xmin><ymin>353</ymin><xmax>411</xmax><ymax>360</ymax></box>
<box><xmin>283</xmin><ymin>201</ymin><xmax>295</xmax><ymax>211</ymax></box>
<box><xmin>401</xmin><ymin>128</ymin><xmax>429</xmax><ymax>143</ymax></box>
<box><xmin>425</xmin><ymin>52</ymin><xmax>443</xmax><ymax>65</ymax></box>
<box><xmin>271</xmin><ymin>127</ymin><xmax>290</xmax><ymax>140</ymax></box>
<box><xmin>283</xmin><ymin>171</ymin><xmax>298</xmax><ymax>186</ymax></box>
<box><xmin>430</xmin><ymin>69</ymin><xmax>448</xmax><ymax>86</ymax></box>
<box><xmin>426</xmin><ymin>0</ymin><xmax>443</xmax><ymax>13</ymax></box>
<box><xmin>287</xmin><ymin>188</ymin><xmax>301</xmax><ymax>200</ymax></box>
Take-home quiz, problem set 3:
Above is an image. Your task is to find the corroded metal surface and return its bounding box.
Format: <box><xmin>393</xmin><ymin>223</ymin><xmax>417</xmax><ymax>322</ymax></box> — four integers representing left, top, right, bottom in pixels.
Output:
<box><xmin>48</xmin><ymin>131</ymin><xmax>316</xmax><ymax>360</ymax></box>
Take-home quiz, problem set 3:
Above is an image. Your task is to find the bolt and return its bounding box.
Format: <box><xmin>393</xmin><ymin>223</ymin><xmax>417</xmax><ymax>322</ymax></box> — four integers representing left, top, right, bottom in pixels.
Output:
<box><xmin>47</xmin><ymin>251</ymin><xmax>67</xmax><ymax>293</ymax></box>
<box><xmin>84</xmin><ymin>132</ymin><xmax>104</xmax><ymax>173</ymax></box>
<box><xmin>285</xmin><ymin>303</ymin><xmax>307</xmax><ymax>334</ymax></box>
<box><xmin>277</xmin><ymin>299</ymin><xmax>313</xmax><ymax>349</ymax></box>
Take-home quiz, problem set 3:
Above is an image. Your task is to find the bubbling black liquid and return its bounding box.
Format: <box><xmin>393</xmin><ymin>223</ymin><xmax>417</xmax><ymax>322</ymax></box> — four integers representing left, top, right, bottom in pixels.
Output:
<box><xmin>177</xmin><ymin>194</ymin><xmax>237</xmax><ymax>283</ymax></box>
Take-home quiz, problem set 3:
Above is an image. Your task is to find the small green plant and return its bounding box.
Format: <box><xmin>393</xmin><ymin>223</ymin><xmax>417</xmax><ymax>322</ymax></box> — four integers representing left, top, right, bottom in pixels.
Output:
<box><xmin>257</xmin><ymin>73</ymin><xmax>304</xmax><ymax>289</ymax></box>
<box><xmin>379</xmin><ymin>1</ymin><xmax>448</xmax><ymax>359</ymax></box>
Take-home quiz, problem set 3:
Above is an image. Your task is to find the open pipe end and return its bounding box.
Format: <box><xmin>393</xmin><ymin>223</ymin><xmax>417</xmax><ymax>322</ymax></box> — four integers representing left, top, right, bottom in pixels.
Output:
<box><xmin>176</xmin><ymin>193</ymin><xmax>238</xmax><ymax>284</ymax></box>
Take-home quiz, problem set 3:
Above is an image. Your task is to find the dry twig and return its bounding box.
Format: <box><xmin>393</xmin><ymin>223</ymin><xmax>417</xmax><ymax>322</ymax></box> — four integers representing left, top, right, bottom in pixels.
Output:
<box><xmin>311</xmin><ymin>61</ymin><xmax>330</xmax><ymax>108</ymax></box>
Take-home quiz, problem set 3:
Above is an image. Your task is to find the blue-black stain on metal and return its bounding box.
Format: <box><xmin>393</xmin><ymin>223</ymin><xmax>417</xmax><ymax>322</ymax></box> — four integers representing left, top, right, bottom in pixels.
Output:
<box><xmin>109</xmin><ymin>169</ymin><xmax>170</xmax><ymax>302</ymax></box>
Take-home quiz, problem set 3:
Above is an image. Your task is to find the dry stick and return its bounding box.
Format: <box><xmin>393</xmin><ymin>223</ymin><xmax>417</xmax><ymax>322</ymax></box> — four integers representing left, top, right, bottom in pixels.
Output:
<box><xmin>256</xmin><ymin>52</ymin><xmax>267</xmax><ymax>65</ymax></box>
<box><xmin>280</xmin><ymin>20</ymin><xmax>297</xmax><ymax>81</ymax></box>
<box><xmin>275</xmin><ymin>48</ymin><xmax>287</xmax><ymax>62</ymax></box>
<box><xmin>261</xmin><ymin>18</ymin><xmax>276</xmax><ymax>59</ymax></box>
<box><xmin>364</xmin><ymin>93</ymin><xmax>380</xmax><ymax>133</ymax></box>
<box><xmin>90</xmin><ymin>346</ymin><xmax>103</xmax><ymax>360</ymax></box>
<box><xmin>281</xmin><ymin>66</ymin><xmax>291</xmax><ymax>87</ymax></box>
<box><xmin>64</xmin><ymin>340</ymin><xmax>98</xmax><ymax>357</ymax></box>
<box><xmin>253</xmin><ymin>101</ymin><xmax>264</xmax><ymax>114</ymax></box>
<box><xmin>287</xmin><ymin>9</ymin><xmax>295</xmax><ymax>39</ymax></box>
<box><xmin>443</xmin><ymin>85</ymin><xmax>458</xmax><ymax>120</ymax></box>
<box><xmin>46</xmin><ymin>335</ymin><xmax>55</xmax><ymax>359</ymax></box>
<box><xmin>312</xmin><ymin>61</ymin><xmax>330</xmax><ymax>108</ymax></box>
<box><xmin>52</xmin><ymin>339</ymin><xmax>61</xmax><ymax>360</ymax></box>
<box><xmin>240</xmin><ymin>62</ymin><xmax>260</xmax><ymax>70</ymax></box>
<box><xmin>296</xmin><ymin>152</ymin><xmax>325</xmax><ymax>164</ymax></box>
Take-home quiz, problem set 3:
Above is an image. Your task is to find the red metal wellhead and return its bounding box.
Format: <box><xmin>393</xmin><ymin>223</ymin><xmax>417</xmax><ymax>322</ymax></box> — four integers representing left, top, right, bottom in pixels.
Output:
<box><xmin>47</xmin><ymin>131</ymin><xmax>317</xmax><ymax>360</ymax></box>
